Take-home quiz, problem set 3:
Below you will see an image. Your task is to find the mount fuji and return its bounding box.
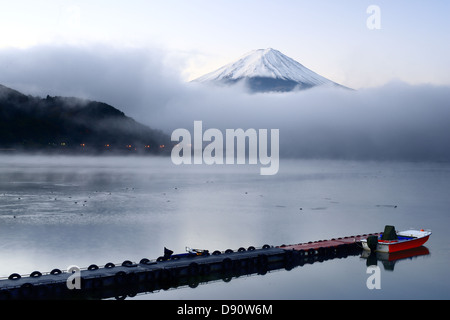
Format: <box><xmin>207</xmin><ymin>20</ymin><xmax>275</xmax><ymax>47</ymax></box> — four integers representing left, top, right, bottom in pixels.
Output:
<box><xmin>193</xmin><ymin>48</ymin><xmax>348</xmax><ymax>92</ymax></box>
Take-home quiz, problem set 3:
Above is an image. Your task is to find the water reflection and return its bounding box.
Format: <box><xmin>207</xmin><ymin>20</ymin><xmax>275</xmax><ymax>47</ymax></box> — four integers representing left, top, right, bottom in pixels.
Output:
<box><xmin>0</xmin><ymin>157</ymin><xmax>447</xmax><ymax>299</ymax></box>
<box><xmin>361</xmin><ymin>246</ymin><xmax>430</xmax><ymax>271</ymax></box>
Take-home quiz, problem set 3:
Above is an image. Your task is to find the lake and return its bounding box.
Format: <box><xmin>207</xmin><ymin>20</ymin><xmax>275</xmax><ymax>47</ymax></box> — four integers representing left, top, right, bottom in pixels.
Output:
<box><xmin>0</xmin><ymin>155</ymin><xmax>449</xmax><ymax>299</ymax></box>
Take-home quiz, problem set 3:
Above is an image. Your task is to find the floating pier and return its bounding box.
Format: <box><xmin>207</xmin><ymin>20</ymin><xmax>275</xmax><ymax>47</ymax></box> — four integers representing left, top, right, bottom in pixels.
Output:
<box><xmin>0</xmin><ymin>232</ymin><xmax>380</xmax><ymax>300</ymax></box>
<box><xmin>279</xmin><ymin>233</ymin><xmax>380</xmax><ymax>255</ymax></box>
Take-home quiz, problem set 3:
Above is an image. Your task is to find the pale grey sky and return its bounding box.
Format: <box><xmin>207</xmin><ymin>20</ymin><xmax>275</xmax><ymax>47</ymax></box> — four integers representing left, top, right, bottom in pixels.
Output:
<box><xmin>0</xmin><ymin>0</ymin><xmax>449</xmax><ymax>89</ymax></box>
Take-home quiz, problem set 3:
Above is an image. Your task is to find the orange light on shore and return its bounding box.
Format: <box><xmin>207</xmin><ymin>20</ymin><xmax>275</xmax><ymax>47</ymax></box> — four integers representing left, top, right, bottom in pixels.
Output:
<box><xmin>80</xmin><ymin>144</ymin><xmax>86</xmax><ymax>147</ymax></box>
<box><xmin>159</xmin><ymin>145</ymin><xmax>165</xmax><ymax>148</ymax></box>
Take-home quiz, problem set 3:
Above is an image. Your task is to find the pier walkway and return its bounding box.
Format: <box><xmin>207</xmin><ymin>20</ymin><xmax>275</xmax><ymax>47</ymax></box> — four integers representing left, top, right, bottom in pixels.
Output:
<box><xmin>0</xmin><ymin>232</ymin><xmax>379</xmax><ymax>300</ymax></box>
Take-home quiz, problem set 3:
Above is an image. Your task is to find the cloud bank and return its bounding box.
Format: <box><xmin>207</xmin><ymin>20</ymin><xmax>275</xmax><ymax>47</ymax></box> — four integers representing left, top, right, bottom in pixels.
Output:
<box><xmin>1</xmin><ymin>45</ymin><xmax>449</xmax><ymax>161</ymax></box>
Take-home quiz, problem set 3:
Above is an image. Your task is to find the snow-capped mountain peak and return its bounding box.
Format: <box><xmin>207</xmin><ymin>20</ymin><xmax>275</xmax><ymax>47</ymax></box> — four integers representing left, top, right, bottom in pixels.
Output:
<box><xmin>193</xmin><ymin>48</ymin><xmax>346</xmax><ymax>92</ymax></box>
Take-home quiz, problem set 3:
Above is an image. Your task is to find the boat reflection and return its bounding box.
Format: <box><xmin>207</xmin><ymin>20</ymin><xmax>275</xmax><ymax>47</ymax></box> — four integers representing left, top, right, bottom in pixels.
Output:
<box><xmin>360</xmin><ymin>246</ymin><xmax>430</xmax><ymax>271</ymax></box>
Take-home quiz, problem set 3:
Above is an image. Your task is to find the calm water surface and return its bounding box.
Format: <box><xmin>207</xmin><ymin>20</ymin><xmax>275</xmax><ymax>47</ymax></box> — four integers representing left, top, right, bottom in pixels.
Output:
<box><xmin>0</xmin><ymin>155</ymin><xmax>449</xmax><ymax>299</ymax></box>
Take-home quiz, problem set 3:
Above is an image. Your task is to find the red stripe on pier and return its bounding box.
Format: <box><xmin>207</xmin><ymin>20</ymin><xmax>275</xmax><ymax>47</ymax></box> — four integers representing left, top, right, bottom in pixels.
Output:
<box><xmin>278</xmin><ymin>233</ymin><xmax>381</xmax><ymax>251</ymax></box>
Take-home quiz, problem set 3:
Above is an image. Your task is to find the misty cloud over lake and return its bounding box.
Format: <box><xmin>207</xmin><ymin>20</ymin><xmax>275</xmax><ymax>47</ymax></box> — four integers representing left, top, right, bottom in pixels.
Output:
<box><xmin>1</xmin><ymin>45</ymin><xmax>449</xmax><ymax>161</ymax></box>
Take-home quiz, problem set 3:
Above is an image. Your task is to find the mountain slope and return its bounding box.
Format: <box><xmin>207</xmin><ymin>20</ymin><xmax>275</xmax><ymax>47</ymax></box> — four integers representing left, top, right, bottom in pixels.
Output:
<box><xmin>0</xmin><ymin>84</ymin><xmax>170</xmax><ymax>153</ymax></box>
<box><xmin>193</xmin><ymin>48</ymin><xmax>348</xmax><ymax>92</ymax></box>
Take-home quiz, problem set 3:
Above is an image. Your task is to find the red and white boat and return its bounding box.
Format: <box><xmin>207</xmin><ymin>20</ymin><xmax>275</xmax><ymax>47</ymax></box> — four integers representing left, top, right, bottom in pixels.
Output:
<box><xmin>361</xmin><ymin>225</ymin><xmax>431</xmax><ymax>253</ymax></box>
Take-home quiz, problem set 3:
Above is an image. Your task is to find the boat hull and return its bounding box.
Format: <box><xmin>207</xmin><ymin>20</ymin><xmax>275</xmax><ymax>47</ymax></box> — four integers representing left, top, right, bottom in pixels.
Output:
<box><xmin>361</xmin><ymin>230</ymin><xmax>431</xmax><ymax>253</ymax></box>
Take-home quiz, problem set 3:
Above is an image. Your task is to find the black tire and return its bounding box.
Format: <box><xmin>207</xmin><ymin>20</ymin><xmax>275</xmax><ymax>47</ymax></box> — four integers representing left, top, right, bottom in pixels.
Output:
<box><xmin>30</xmin><ymin>271</ymin><xmax>42</xmax><ymax>278</ymax></box>
<box><xmin>50</xmin><ymin>269</ymin><xmax>62</xmax><ymax>275</ymax></box>
<box><xmin>8</xmin><ymin>273</ymin><xmax>21</xmax><ymax>280</ymax></box>
<box><xmin>122</xmin><ymin>260</ymin><xmax>134</xmax><ymax>267</ymax></box>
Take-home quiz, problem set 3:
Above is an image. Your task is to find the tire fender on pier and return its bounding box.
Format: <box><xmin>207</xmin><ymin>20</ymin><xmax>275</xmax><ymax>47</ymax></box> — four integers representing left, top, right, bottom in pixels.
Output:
<box><xmin>50</xmin><ymin>269</ymin><xmax>62</xmax><ymax>275</ymax></box>
<box><xmin>8</xmin><ymin>273</ymin><xmax>21</xmax><ymax>280</ymax></box>
<box><xmin>88</xmin><ymin>264</ymin><xmax>99</xmax><ymax>271</ymax></box>
<box><xmin>30</xmin><ymin>271</ymin><xmax>42</xmax><ymax>278</ymax></box>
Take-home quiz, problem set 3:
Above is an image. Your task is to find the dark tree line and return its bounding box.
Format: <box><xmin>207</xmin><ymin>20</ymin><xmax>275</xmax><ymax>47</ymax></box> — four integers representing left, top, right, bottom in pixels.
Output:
<box><xmin>0</xmin><ymin>84</ymin><xmax>171</xmax><ymax>154</ymax></box>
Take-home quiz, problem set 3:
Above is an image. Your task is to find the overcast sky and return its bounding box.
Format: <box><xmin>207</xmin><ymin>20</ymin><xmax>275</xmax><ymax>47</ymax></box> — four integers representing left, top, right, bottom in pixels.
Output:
<box><xmin>0</xmin><ymin>0</ymin><xmax>449</xmax><ymax>89</ymax></box>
